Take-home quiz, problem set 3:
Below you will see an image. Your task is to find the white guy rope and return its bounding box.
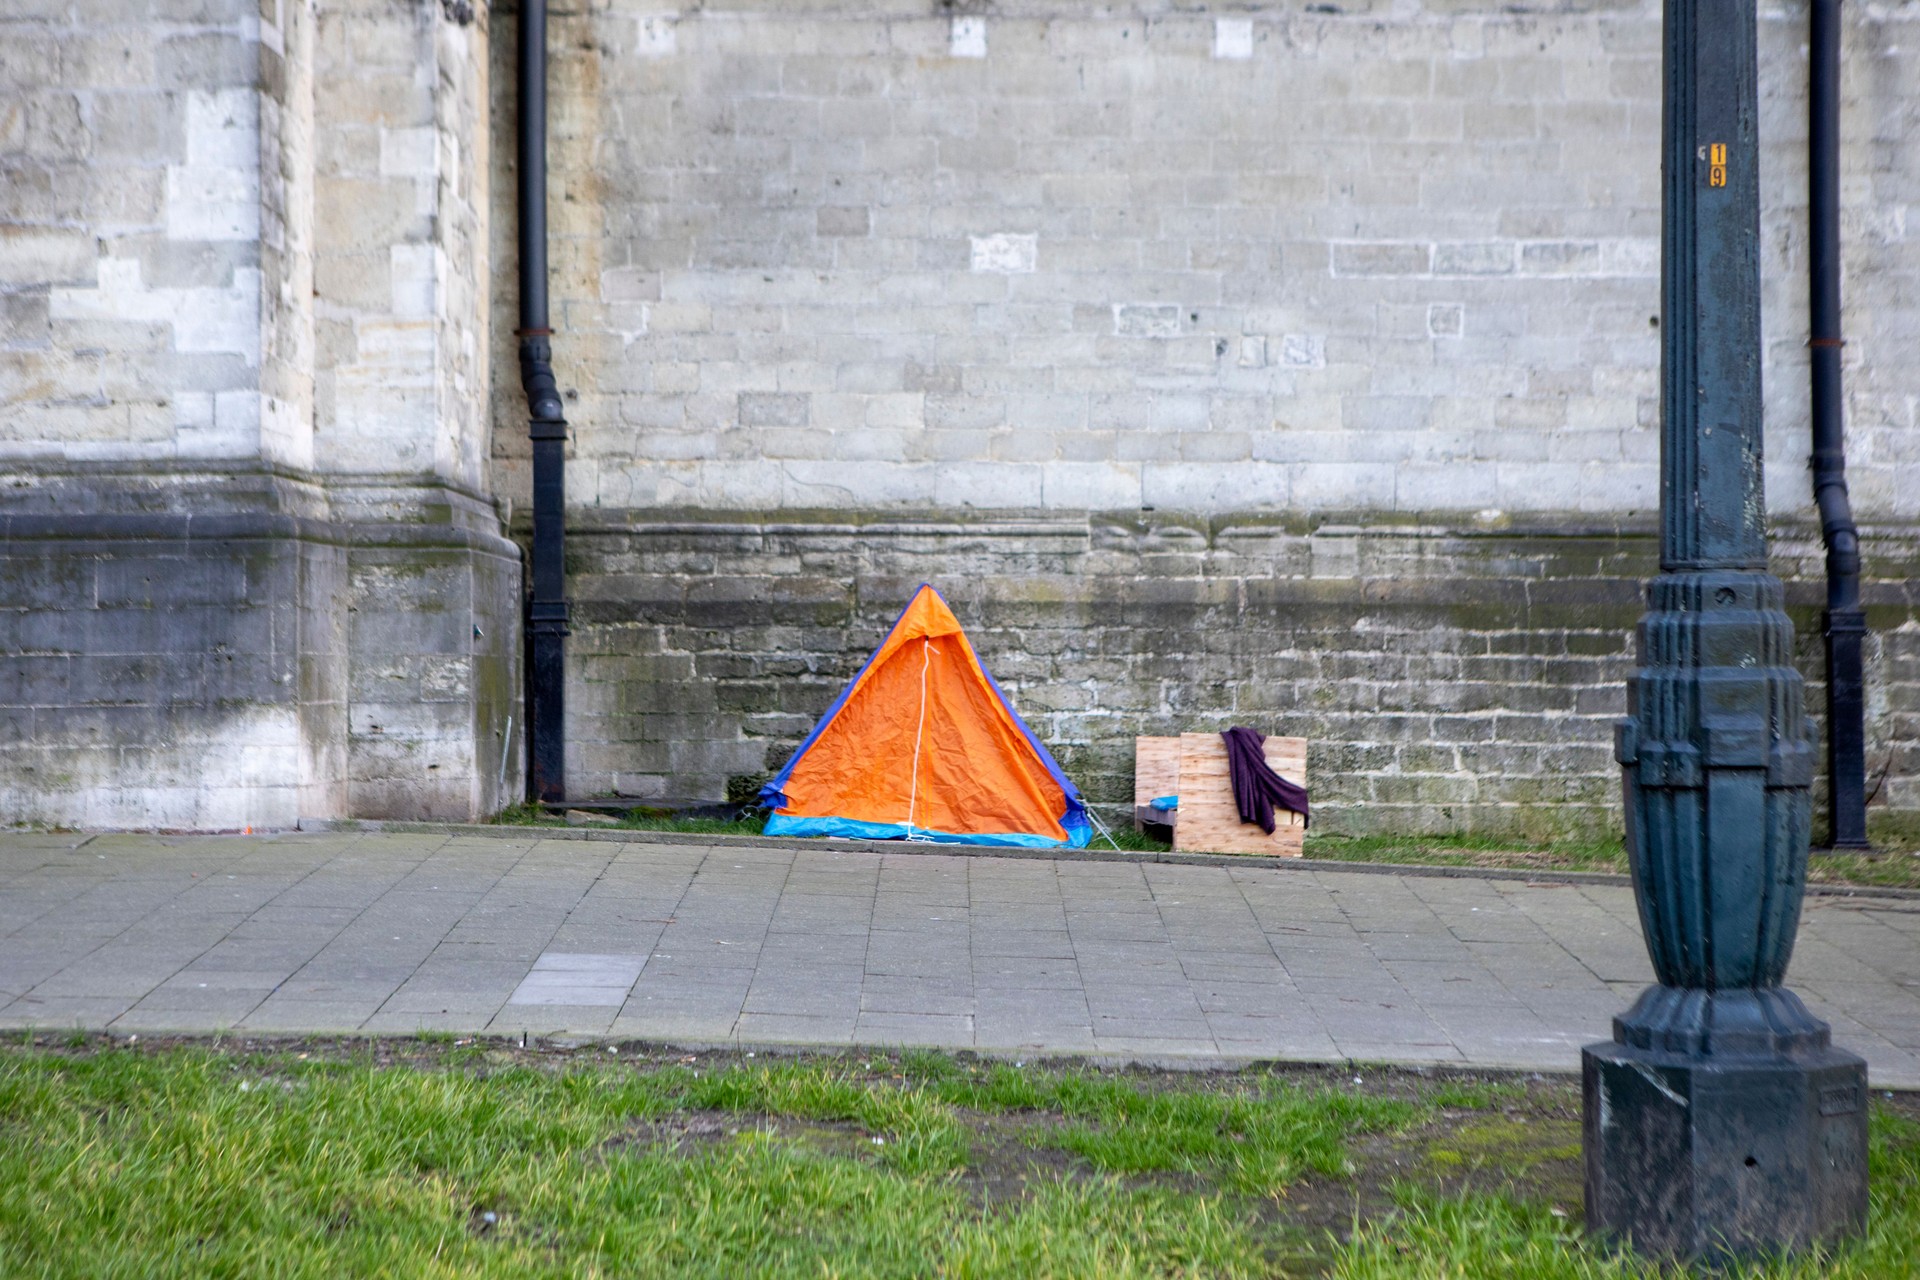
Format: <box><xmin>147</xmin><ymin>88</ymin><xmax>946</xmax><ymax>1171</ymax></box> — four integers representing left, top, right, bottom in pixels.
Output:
<box><xmin>1085</xmin><ymin>804</ymin><xmax>1124</xmax><ymax>851</ymax></box>
<box><xmin>904</xmin><ymin>638</ymin><xmax>934</xmax><ymax>841</ymax></box>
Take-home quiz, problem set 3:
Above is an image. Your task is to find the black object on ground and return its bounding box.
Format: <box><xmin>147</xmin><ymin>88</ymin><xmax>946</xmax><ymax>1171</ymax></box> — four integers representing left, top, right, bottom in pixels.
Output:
<box><xmin>1222</xmin><ymin>726</ymin><xmax>1309</xmax><ymax>833</ymax></box>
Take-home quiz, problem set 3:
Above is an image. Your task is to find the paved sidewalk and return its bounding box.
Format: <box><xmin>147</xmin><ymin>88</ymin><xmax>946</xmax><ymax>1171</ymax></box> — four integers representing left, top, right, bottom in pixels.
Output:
<box><xmin>4</xmin><ymin>830</ymin><xmax>1920</xmax><ymax>1085</ymax></box>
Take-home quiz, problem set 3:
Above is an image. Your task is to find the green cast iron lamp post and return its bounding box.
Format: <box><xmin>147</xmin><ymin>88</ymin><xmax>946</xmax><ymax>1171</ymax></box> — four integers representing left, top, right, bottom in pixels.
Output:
<box><xmin>1582</xmin><ymin>0</ymin><xmax>1868</xmax><ymax>1256</ymax></box>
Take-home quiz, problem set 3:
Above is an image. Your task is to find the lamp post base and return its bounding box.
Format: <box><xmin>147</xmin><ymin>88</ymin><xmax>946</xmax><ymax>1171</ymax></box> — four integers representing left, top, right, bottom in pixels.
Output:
<box><xmin>1583</xmin><ymin>993</ymin><xmax>1868</xmax><ymax>1260</ymax></box>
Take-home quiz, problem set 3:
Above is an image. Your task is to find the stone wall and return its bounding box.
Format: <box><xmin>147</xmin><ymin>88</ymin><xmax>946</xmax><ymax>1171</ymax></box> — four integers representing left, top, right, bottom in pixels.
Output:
<box><xmin>494</xmin><ymin>0</ymin><xmax>1919</xmax><ymax>520</ymax></box>
<box><xmin>313</xmin><ymin>0</ymin><xmax>512</xmax><ymax>819</ymax></box>
<box><xmin>0</xmin><ymin>0</ymin><xmax>520</xmax><ymax>830</ymax></box>
<box><xmin>492</xmin><ymin>0</ymin><xmax>1920</xmax><ymax>837</ymax></box>
<box><xmin>315</xmin><ymin>0</ymin><xmax>491</xmax><ymax>489</ymax></box>
<box><xmin>0</xmin><ymin>470</ymin><xmax>349</xmax><ymax>830</ymax></box>
<box><xmin>4</xmin><ymin>0</ymin><xmax>1917</xmax><ymax>833</ymax></box>
<box><xmin>4</xmin><ymin>0</ymin><xmax>312</xmax><ymax>466</ymax></box>
<box><xmin>555</xmin><ymin>512</ymin><xmax>1920</xmax><ymax>842</ymax></box>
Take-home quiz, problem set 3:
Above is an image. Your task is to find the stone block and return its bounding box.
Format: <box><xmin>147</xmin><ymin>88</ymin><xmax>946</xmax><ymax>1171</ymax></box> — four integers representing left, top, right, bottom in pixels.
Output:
<box><xmin>0</xmin><ymin>228</ymin><xmax>98</xmax><ymax>288</ymax></box>
<box><xmin>156</xmin><ymin>34</ymin><xmax>257</xmax><ymax>92</ymax></box>
<box><xmin>737</xmin><ymin>392</ymin><xmax>810</xmax><ymax>427</ymax></box>
<box><xmin>1584</xmin><ymin>1037</ymin><xmax>1868</xmax><ymax>1260</ymax></box>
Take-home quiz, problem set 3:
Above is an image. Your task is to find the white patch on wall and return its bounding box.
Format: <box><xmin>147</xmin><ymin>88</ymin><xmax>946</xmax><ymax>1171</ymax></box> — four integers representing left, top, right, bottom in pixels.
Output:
<box><xmin>1237</xmin><ymin>335</ymin><xmax>1267</xmax><ymax>368</ymax></box>
<box><xmin>391</xmin><ymin>243</ymin><xmax>437</xmax><ymax>319</ymax></box>
<box><xmin>1277</xmin><ymin>334</ymin><xmax>1326</xmax><ymax>368</ymax></box>
<box><xmin>1213</xmin><ymin>18</ymin><xmax>1254</xmax><ymax>60</ymax></box>
<box><xmin>970</xmin><ymin>232</ymin><xmax>1035</xmax><ymax>274</ymax></box>
<box><xmin>168</xmin><ymin>90</ymin><xmax>261</xmax><ymax>242</ymax></box>
<box><xmin>1428</xmin><ymin>303</ymin><xmax>1464</xmax><ymax>337</ymax></box>
<box><xmin>600</xmin><ymin>267</ymin><xmax>661</xmax><ymax>302</ymax></box>
<box><xmin>636</xmin><ymin>15</ymin><xmax>677</xmax><ymax>58</ymax></box>
<box><xmin>174</xmin><ymin>392</ymin><xmax>215</xmax><ymax>433</ymax></box>
<box><xmin>379</xmin><ymin>127</ymin><xmax>436</xmax><ymax>181</ymax></box>
<box><xmin>1113</xmin><ymin>303</ymin><xmax>1181</xmax><ymax>338</ymax></box>
<box><xmin>1599</xmin><ymin>238</ymin><xmax>1661</xmax><ymax>278</ymax></box>
<box><xmin>333</xmin><ymin>318</ymin><xmax>436</xmax><ymax>465</ymax></box>
<box><xmin>259</xmin><ymin>393</ymin><xmax>307</xmax><ymax>469</ymax></box>
<box><xmin>214</xmin><ymin>389</ymin><xmax>261</xmax><ymax>437</ymax></box>
<box><xmin>950</xmin><ymin>16</ymin><xmax>987</xmax><ymax>58</ymax></box>
<box><xmin>2</xmin><ymin>704</ymin><xmax>326</xmax><ymax>832</ymax></box>
<box><xmin>51</xmin><ymin>258</ymin><xmax>263</xmax><ymax>368</ymax></box>
<box><xmin>242</xmin><ymin>0</ymin><xmax>285</xmax><ymax>57</ymax></box>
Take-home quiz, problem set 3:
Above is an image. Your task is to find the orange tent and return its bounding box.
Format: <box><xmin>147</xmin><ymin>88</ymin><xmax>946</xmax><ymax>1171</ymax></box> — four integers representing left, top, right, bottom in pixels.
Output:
<box><xmin>759</xmin><ymin>585</ymin><xmax>1091</xmax><ymax>847</ymax></box>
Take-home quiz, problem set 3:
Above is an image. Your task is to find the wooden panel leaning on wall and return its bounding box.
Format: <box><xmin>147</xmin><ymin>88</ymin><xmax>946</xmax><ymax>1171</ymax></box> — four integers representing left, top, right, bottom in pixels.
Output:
<box><xmin>1132</xmin><ymin>734</ymin><xmax>1308</xmax><ymax>857</ymax></box>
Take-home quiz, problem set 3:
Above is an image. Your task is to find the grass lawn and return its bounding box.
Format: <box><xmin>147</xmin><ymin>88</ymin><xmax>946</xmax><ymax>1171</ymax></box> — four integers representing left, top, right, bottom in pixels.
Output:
<box><xmin>2</xmin><ymin>1039</ymin><xmax>1918</xmax><ymax>1277</ymax></box>
<box><xmin>492</xmin><ymin>805</ymin><xmax>1920</xmax><ymax>893</ymax></box>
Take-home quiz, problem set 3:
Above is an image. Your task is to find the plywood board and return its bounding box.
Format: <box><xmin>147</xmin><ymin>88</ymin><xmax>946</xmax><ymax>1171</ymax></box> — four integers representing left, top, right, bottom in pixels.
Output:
<box><xmin>1172</xmin><ymin>732</ymin><xmax>1307</xmax><ymax>857</ymax></box>
<box><xmin>1133</xmin><ymin>736</ymin><xmax>1181</xmax><ymax>808</ymax></box>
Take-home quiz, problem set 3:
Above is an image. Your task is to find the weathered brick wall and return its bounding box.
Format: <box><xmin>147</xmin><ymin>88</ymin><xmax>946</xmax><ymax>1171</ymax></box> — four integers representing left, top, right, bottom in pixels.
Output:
<box><xmin>0</xmin><ymin>0</ymin><xmax>520</xmax><ymax>830</ymax></box>
<box><xmin>493</xmin><ymin>0</ymin><xmax>1919</xmax><ymax>519</ymax></box>
<box><xmin>555</xmin><ymin>514</ymin><xmax>1920</xmax><ymax>841</ymax></box>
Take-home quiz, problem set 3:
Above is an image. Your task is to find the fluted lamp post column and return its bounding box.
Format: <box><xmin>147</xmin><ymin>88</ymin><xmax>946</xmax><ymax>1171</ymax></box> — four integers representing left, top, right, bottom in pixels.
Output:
<box><xmin>1582</xmin><ymin>0</ymin><xmax>1868</xmax><ymax>1256</ymax></box>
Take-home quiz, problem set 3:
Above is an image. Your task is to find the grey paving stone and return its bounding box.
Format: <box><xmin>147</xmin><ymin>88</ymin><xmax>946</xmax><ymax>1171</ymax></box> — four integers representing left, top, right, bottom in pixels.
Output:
<box><xmin>285</xmin><ymin>961</ymin><xmax>421</xmax><ymax>986</ymax></box>
<box><xmin>125</xmin><ymin>985</ymin><xmax>274</xmax><ymax>1015</ymax></box>
<box><xmin>757</xmin><ymin>935</ymin><xmax>870</xmax><ymax>965</ymax></box>
<box><xmin>1074</xmin><ymin>952</ymin><xmax>1189</xmax><ymax>984</ymax></box>
<box><xmin>1333</xmin><ymin>1040</ymin><xmax>1466</xmax><ymax>1064</ymax></box>
<box><xmin>863</xmin><ymin>949</ymin><xmax>972</xmax><ymax>978</ymax></box>
<box><xmin>1090</xmin><ymin>1035</ymin><xmax>1220</xmax><ymax>1057</ymax></box>
<box><xmin>610</xmin><ymin>1011</ymin><xmax>740</xmax><ymax>1041</ymax></box>
<box><xmin>402</xmin><ymin>960</ymin><xmax>533</xmax><ymax>992</ymax></box>
<box><xmin>742</xmin><ymin>983</ymin><xmax>862</xmax><ymax>1018</ymax></box>
<box><xmin>378</xmin><ymin>987</ymin><xmax>510</xmax><ymax>1017</ymax></box>
<box><xmin>1191</xmin><ymin>981</ymin><xmax>1296</xmax><ymax>1016</ymax></box>
<box><xmin>853</xmin><ymin>1011</ymin><xmax>974</xmax><ymax>1047</ymax></box>
<box><xmin>971</xmin><ymin>930</ymin><xmax>1076</xmax><ymax>958</ymax></box>
<box><xmin>768</xmin><ymin>913</ymin><xmax>874</xmax><ymax>938</ymax></box>
<box><xmin>973</xmin><ymin>957</ymin><xmax>1083</xmax><ymax>987</ymax></box>
<box><xmin>860</xmin><ymin>977</ymin><xmax>975</xmax><ymax>1016</ymax></box>
<box><xmin>976</xmin><ymin>1021</ymin><xmax>1097</xmax><ymax>1052</ymax></box>
<box><xmin>235</xmin><ymin>1001</ymin><xmax>379</xmax><ymax>1032</ymax></box>
<box><xmin>487</xmin><ymin>1005</ymin><xmax>617</xmax><ymax>1036</ymax></box>
<box><xmin>734</xmin><ymin>1012</ymin><xmax>856</xmax><ymax>1045</ymax></box>
<box><xmin>28</xmin><ymin>959</ymin><xmax>180</xmax><ymax>999</ymax></box>
<box><xmin>1291</xmin><ymin>973</ymin><xmax>1412</xmax><ymax>1000</ymax></box>
<box><xmin>509</xmin><ymin>953</ymin><xmax>646</xmax><ymax>1006</ymax></box>
<box><xmin>0</xmin><ymin>995</ymin><xmax>141</xmax><ymax>1027</ymax></box>
<box><xmin>110</xmin><ymin>1007</ymin><xmax>252</xmax><ymax>1033</ymax></box>
<box><xmin>1085</xmin><ymin>989</ymin><xmax>1208</xmax><ymax>1020</ymax></box>
<box><xmin>1207</xmin><ymin>1017</ymin><xmax>1342</xmax><ymax>1056</ymax></box>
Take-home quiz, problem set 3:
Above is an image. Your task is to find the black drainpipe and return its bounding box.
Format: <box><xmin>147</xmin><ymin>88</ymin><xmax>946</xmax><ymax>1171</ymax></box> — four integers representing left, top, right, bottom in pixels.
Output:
<box><xmin>1810</xmin><ymin>0</ymin><xmax>1870</xmax><ymax>850</ymax></box>
<box><xmin>518</xmin><ymin>0</ymin><xmax>569</xmax><ymax>803</ymax></box>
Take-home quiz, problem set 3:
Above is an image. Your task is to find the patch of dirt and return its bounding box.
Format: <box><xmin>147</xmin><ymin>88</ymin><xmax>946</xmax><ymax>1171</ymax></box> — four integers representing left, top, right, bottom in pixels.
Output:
<box><xmin>1246</xmin><ymin>1075</ymin><xmax>1586</xmax><ymax>1269</ymax></box>
<box><xmin>603</xmin><ymin>1111</ymin><xmax>741</xmax><ymax>1156</ymax></box>
<box><xmin>947</xmin><ymin>1111</ymin><xmax>1106</xmax><ymax>1208</ymax></box>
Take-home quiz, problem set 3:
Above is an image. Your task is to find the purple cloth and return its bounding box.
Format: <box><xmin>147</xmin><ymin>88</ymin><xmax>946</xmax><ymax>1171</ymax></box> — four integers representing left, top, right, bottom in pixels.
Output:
<box><xmin>1221</xmin><ymin>726</ymin><xmax>1310</xmax><ymax>834</ymax></box>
